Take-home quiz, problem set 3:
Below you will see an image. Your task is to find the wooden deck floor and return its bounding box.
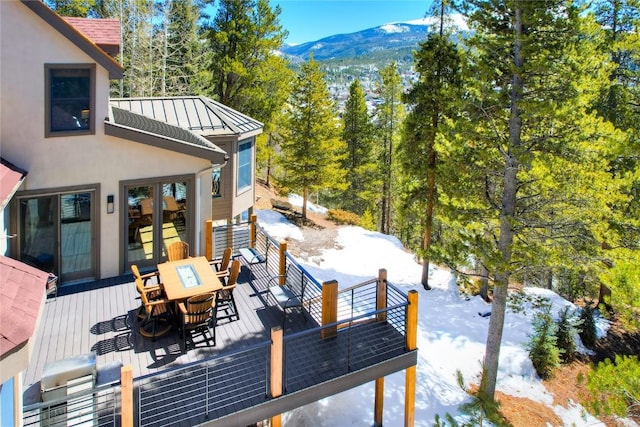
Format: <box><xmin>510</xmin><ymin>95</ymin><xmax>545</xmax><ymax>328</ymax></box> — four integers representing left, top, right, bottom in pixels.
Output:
<box><xmin>23</xmin><ymin>260</ymin><xmax>313</xmax><ymax>390</ymax></box>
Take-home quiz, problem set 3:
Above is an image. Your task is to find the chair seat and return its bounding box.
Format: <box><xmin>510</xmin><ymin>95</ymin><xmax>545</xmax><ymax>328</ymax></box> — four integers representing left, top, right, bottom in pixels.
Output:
<box><xmin>269</xmin><ymin>285</ymin><xmax>301</xmax><ymax>308</ymax></box>
<box><xmin>139</xmin><ymin>318</ymin><xmax>172</xmax><ymax>339</ymax></box>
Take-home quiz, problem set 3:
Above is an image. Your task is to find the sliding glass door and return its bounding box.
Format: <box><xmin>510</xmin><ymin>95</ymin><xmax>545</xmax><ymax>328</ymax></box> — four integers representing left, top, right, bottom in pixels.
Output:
<box><xmin>17</xmin><ymin>190</ymin><xmax>96</xmax><ymax>282</ymax></box>
<box><xmin>124</xmin><ymin>178</ymin><xmax>190</xmax><ymax>270</ymax></box>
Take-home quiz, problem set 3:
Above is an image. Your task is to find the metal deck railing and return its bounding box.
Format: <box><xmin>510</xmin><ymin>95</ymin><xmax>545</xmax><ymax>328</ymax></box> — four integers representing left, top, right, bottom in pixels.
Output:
<box><xmin>135</xmin><ymin>343</ymin><xmax>271</xmax><ymax>427</ymax></box>
<box><xmin>23</xmin><ymin>382</ymin><xmax>121</xmax><ymax>427</ymax></box>
<box><xmin>23</xmin><ymin>221</ymin><xmax>412</xmax><ymax>427</ymax></box>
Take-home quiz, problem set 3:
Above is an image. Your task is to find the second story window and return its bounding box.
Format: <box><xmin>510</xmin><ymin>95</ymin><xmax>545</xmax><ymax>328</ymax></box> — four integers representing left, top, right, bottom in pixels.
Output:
<box><xmin>237</xmin><ymin>140</ymin><xmax>252</xmax><ymax>193</ymax></box>
<box><xmin>45</xmin><ymin>64</ymin><xmax>95</xmax><ymax>137</ymax></box>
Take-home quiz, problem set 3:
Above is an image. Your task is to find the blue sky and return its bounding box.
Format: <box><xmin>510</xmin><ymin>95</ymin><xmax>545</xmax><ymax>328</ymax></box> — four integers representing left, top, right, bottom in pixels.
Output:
<box><xmin>270</xmin><ymin>0</ymin><xmax>432</xmax><ymax>44</ymax></box>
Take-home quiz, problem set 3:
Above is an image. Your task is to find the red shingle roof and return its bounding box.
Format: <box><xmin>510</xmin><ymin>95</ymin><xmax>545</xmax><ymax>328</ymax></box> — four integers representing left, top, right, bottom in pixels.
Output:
<box><xmin>0</xmin><ymin>256</ymin><xmax>49</xmax><ymax>359</ymax></box>
<box><xmin>0</xmin><ymin>158</ymin><xmax>26</xmax><ymax>211</ymax></box>
<box><xmin>63</xmin><ymin>17</ymin><xmax>120</xmax><ymax>56</ymax></box>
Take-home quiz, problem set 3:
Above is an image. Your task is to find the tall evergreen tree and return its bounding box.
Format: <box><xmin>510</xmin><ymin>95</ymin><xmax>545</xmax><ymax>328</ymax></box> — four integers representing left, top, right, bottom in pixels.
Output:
<box><xmin>206</xmin><ymin>0</ymin><xmax>287</xmax><ymax>118</ymax></box>
<box><xmin>374</xmin><ymin>63</ymin><xmax>405</xmax><ymax>234</ymax></box>
<box><xmin>340</xmin><ymin>79</ymin><xmax>376</xmax><ymax>215</ymax></box>
<box><xmin>398</xmin><ymin>0</ymin><xmax>462</xmax><ymax>290</ymax></box>
<box><xmin>278</xmin><ymin>56</ymin><xmax>346</xmax><ymax>219</ymax></box>
<box><xmin>156</xmin><ymin>0</ymin><xmax>208</xmax><ymax>96</ymax></box>
<box><xmin>441</xmin><ymin>0</ymin><xmax>626</xmax><ymax>401</ymax></box>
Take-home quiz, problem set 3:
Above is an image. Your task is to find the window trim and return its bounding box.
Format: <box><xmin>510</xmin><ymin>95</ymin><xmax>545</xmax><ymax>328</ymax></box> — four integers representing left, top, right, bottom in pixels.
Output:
<box><xmin>45</xmin><ymin>63</ymin><xmax>96</xmax><ymax>137</ymax></box>
<box><xmin>236</xmin><ymin>139</ymin><xmax>252</xmax><ymax>194</ymax></box>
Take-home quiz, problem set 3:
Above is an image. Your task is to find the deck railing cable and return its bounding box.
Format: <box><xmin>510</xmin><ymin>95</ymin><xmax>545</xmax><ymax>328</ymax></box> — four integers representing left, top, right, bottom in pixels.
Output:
<box><xmin>134</xmin><ymin>341</ymin><xmax>270</xmax><ymax>427</ymax></box>
<box><xmin>23</xmin><ymin>381</ymin><xmax>120</xmax><ymax>427</ymax></box>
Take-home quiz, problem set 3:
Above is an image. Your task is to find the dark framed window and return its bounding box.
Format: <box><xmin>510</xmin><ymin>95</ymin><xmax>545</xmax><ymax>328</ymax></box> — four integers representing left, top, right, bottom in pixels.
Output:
<box><xmin>237</xmin><ymin>140</ymin><xmax>252</xmax><ymax>193</ymax></box>
<box><xmin>45</xmin><ymin>64</ymin><xmax>95</xmax><ymax>137</ymax></box>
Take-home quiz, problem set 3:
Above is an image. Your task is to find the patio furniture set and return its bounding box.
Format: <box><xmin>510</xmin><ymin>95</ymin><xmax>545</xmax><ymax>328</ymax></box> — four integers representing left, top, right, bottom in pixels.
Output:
<box><xmin>133</xmin><ymin>241</ymin><xmax>240</xmax><ymax>351</ymax></box>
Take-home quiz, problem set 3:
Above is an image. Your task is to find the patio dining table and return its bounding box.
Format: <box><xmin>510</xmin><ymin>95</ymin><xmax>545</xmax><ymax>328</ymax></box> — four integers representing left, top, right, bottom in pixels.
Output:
<box><xmin>157</xmin><ymin>256</ymin><xmax>223</xmax><ymax>302</ymax></box>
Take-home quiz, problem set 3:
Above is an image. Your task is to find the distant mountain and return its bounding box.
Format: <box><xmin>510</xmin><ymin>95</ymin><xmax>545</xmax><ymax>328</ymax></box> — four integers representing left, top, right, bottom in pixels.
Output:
<box><xmin>280</xmin><ymin>15</ymin><xmax>468</xmax><ymax>62</ymax></box>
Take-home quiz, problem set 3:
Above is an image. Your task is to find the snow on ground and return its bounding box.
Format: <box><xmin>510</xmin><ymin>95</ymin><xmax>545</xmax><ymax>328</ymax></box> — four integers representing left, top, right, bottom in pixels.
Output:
<box><xmin>256</xmin><ymin>208</ymin><xmax>619</xmax><ymax>426</ymax></box>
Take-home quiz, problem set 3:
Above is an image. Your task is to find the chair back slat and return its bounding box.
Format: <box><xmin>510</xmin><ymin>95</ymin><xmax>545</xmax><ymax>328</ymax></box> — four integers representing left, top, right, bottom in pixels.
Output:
<box><xmin>185</xmin><ymin>292</ymin><xmax>216</xmax><ymax>325</ymax></box>
<box><xmin>167</xmin><ymin>241</ymin><xmax>189</xmax><ymax>261</ymax></box>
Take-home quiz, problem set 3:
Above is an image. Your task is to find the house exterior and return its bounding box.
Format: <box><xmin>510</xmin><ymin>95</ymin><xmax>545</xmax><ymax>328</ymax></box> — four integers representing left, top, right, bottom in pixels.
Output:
<box><xmin>0</xmin><ymin>0</ymin><xmax>262</xmax><ymax>284</ymax></box>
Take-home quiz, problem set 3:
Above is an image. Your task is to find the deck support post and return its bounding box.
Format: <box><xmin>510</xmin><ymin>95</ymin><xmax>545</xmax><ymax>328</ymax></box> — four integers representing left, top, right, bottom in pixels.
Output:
<box><xmin>249</xmin><ymin>214</ymin><xmax>257</xmax><ymax>248</ymax></box>
<box><xmin>374</xmin><ymin>269</ymin><xmax>388</xmax><ymax>426</ymax></box>
<box><xmin>405</xmin><ymin>290</ymin><xmax>418</xmax><ymax>427</ymax></box>
<box><xmin>374</xmin><ymin>377</ymin><xmax>384</xmax><ymax>426</ymax></box>
<box><xmin>321</xmin><ymin>280</ymin><xmax>338</xmax><ymax>339</ymax></box>
<box><xmin>205</xmin><ymin>219</ymin><xmax>213</xmax><ymax>261</ymax></box>
<box><xmin>121</xmin><ymin>365</ymin><xmax>133</xmax><ymax>427</ymax></box>
<box><xmin>270</xmin><ymin>326</ymin><xmax>284</xmax><ymax>427</ymax></box>
<box><xmin>278</xmin><ymin>241</ymin><xmax>287</xmax><ymax>285</ymax></box>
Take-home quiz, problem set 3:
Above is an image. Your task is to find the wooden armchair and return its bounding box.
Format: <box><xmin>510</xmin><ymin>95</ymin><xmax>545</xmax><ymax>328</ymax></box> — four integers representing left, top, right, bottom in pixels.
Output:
<box><xmin>217</xmin><ymin>260</ymin><xmax>240</xmax><ymax>322</ymax></box>
<box><xmin>178</xmin><ymin>292</ymin><xmax>217</xmax><ymax>351</ymax></box>
<box><xmin>209</xmin><ymin>247</ymin><xmax>232</xmax><ymax>280</ymax></box>
<box><xmin>131</xmin><ymin>264</ymin><xmax>162</xmax><ymax>320</ymax></box>
<box><xmin>136</xmin><ymin>275</ymin><xmax>172</xmax><ymax>341</ymax></box>
<box><xmin>167</xmin><ymin>241</ymin><xmax>189</xmax><ymax>261</ymax></box>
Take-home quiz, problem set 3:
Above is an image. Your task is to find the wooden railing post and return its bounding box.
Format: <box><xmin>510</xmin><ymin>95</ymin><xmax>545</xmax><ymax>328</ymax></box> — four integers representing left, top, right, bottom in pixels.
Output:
<box><xmin>278</xmin><ymin>241</ymin><xmax>287</xmax><ymax>285</ymax></box>
<box><xmin>377</xmin><ymin>269</ymin><xmax>387</xmax><ymax>323</ymax></box>
<box><xmin>249</xmin><ymin>214</ymin><xmax>257</xmax><ymax>248</ymax></box>
<box><xmin>270</xmin><ymin>326</ymin><xmax>284</xmax><ymax>427</ymax></box>
<box><xmin>205</xmin><ymin>219</ymin><xmax>213</xmax><ymax>261</ymax></box>
<box><xmin>321</xmin><ymin>280</ymin><xmax>338</xmax><ymax>339</ymax></box>
<box><xmin>121</xmin><ymin>365</ymin><xmax>133</xmax><ymax>427</ymax></box>
<box><xmin>405</xmin><ymin>290</ymin><xmax>418</xmax><ymax>427</ymax></box>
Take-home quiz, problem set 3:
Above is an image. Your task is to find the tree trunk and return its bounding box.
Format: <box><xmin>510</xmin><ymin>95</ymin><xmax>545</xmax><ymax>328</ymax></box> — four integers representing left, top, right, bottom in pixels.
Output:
<box><xmin>481</xmin><ymin>3</ymin><xmax>523</xmax><ymax>402</ymax></box>
<box><xmin>479</xmin><ymin>264</ymin><xmax>489</xmax><ymax>302</ymax></box>
<box><xmin>302</xmin><ymin>186</ymin><xmax>308</xmax><ymax>219</ymax></box>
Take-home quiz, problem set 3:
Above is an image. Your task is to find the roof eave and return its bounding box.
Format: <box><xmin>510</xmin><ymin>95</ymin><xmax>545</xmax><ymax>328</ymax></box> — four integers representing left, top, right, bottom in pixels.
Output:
<box><xmin>21</xmin><ymin>0</ymin><xmax>123</xmax><ymax>79</ymax></box>
<box><xmin>105</xmin><ymin>121</ymin><xmax>229</xmax><ymax>164</ymax></box>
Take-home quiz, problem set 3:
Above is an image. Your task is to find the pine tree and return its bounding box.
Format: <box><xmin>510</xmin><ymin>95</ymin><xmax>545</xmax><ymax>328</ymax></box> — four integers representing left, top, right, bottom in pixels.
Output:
<box><xmin>157</xmin><ymin>0</ymin><xmax>209</xmax><ymax>96</ymax></box>
<box><xmin>278</xmin><ymin>56</ymin><xmax>346</xmax><ymax>219</ymax></box>
<box><xmin>206</xmin><ymin>0</ymin><xmax>288</xmax><ymax>117</ymax></box>
<box><xmin>374</xmin><ymin>63</ymin><xmax>405</xmax><ymax>234</ymax></box>
<box><xmin>398</xmin><ymin>0</ymin><xmax>462</xmax><ymax>290</ymax></box>
<box><xmin>340</xmin><ymin>79</ymin><xmax>376</xmax><ymax>215</ymax></box>
<box><xmin>438</xmin><ymin>1</ymin><xmax>627</xmax><ymax>401</ymax></box>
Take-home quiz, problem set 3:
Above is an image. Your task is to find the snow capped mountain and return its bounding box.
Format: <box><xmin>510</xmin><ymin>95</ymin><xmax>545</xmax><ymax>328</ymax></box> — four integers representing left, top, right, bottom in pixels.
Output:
<box><xmin>280</xmin><ymin>14</ymin><xmax>468</xmax><ymax>61</ymax></box>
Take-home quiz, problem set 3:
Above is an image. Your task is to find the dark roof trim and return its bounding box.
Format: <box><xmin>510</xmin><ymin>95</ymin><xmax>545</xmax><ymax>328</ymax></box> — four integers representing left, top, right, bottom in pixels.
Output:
<box><xmin>21</xmin><ymin>0</ymin><xmax>123</xmax><ymax>79</ymax></box>
<box><xmin>105</xmin><ymin>108</ymin><xmax>228</xmax><ymax>164</ymax></box>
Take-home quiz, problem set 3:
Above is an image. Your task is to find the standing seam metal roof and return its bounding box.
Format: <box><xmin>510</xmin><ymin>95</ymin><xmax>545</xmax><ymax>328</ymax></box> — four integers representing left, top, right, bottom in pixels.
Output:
<box><xmin>110</xmin><ymin>96</ymin><xmax>263</xmax><ymax>137</ymax></box>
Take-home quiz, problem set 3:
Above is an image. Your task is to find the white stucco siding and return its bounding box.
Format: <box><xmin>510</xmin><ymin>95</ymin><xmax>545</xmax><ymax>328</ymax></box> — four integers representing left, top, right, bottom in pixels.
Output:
<box><xmin>0</xmin><ymin>2</ymin><xmax>214</xmax><ymax>279</ymax></box>
<box><xmin>0</xmin><ymin>1</ymin><xmax>112</xmax><ymax>172</ymax></box>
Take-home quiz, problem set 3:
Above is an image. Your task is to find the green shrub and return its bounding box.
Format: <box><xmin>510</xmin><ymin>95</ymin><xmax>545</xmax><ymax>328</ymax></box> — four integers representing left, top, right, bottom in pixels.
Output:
<box><xmin>587</xmin><ymin>355</ymin><xmax>640</xmax><ymax>419</ymax></box>
<box><xmin>555</xmin><ymin>306</ymin><xmax>581</xmax><ymax>363</ymax></box>
<box><xmin>600</xmin><ymin>255</ymin><xmax>640</xmax><ymax>330</ymax></box>
<box><xmin>578</xmin><ymin>302</ymin><xmax>598</xmax><ymax>349</ymax></box>
<box><xmin>327</xmin><ymin>209</ymin><xmax>361</xmax><ymax>225</ymax></box>
<box><xmin>527</xmin><ymin>305</ymin><xmax>561</xmax><ymax>379</ymax></box>
<box><xmin>360</xmin><ymin>208</ymin><xmax>377</xmax><ymax>231</ymax></box>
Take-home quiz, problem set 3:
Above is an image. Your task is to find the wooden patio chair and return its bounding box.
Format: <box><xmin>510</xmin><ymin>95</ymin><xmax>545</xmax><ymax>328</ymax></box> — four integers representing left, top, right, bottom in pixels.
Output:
<box><xmin>216</xmin><ymin>259</ymin><xmax>240</xmax><ymax>322</ymax></box>
<box><xmin>167</xmin><ymin>241</ymin><xmax>189</xmax><ymax>261</ymax></box>
<box><xmin>209</xmin><ymin>247</ymin><xmax>232</xmax><ymax>280</ymax></box>
<box><xmin>137</xmin><ymin>276</ymin><xmax>172</xmax><ymax>341</ymax></box>
<box><xmin>131</xmin><ymin>264</ymin><xmax>162</xmax><ymax>320</ymax></box>
<box><xmin>178</xmin><ymin>291</ymin><xmax>217</xmax><ymax>351</ymax></box>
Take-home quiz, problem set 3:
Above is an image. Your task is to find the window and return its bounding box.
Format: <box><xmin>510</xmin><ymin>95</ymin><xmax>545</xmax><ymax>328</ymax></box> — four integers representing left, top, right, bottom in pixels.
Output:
<box><xmin>45</xmin><ymin>64</ymin><xmax>95</xmax><ymax>136</ymax></box>
<box><xmin>237</xmin><ymin>140</ymin><xmax>252</xmax><ymax>193</ymax></box>
<box><xmin>212</xmin><ymin>167</ymin><xmax>221</xmax><ymax>198</ymax></box>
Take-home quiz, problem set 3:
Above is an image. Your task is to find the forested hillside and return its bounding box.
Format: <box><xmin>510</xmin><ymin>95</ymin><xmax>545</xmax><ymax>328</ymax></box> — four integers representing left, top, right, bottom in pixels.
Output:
<box><xmin>47</xmin><ymin>0</ymin><xmax>640</xmax><ymax>421</ymax></box>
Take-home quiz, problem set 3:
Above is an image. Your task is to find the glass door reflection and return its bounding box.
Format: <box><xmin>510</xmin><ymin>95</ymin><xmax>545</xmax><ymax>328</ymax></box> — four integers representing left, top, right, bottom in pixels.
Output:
<box><xmin>127</xmin><ymin>185</ymin><xmax>154</xmax><ymax>266</ymax></box>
